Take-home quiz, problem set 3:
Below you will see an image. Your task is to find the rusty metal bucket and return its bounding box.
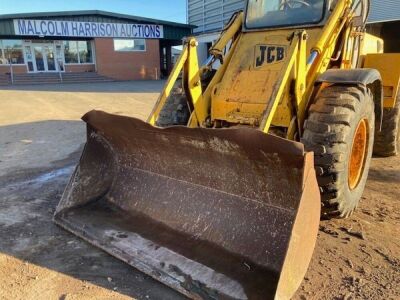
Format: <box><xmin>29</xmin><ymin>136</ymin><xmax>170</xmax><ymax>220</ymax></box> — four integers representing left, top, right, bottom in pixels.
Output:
<box><xmin>54</xmin><ymin>110</ymin><xmax>320</xmax><ymax>300</ymax></box>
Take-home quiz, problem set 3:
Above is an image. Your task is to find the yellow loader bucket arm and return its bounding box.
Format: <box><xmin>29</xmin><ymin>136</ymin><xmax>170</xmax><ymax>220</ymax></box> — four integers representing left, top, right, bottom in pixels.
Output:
<box><xmin>55</xmin><ymin>110</ymin><xmax>320</xmax><ymax>299</ymax></box>
<box><xmin>148</xmin><ymin>12</ymin><xmax>244</xmax><ymax>128</ymax></box>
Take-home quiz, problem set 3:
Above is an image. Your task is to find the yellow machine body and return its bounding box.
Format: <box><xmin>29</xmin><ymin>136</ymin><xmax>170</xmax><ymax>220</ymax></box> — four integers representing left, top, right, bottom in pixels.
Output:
<box><xmin>359</xmin><ymin>33</ymin><xmax>400</xmax><ymax>108</ymax></box>
<box><xmin>210</xmin><ymin>29</ymin><xmax>320</xmax><ymax>127</ymax></box>
<box><xmin>364</xmin><ymin>53</ymin><xmax>400</xmax><ymax>108</ymax></box>
<box><xmin>149</xmin><ymin>0</ymin><xmax>365</xmax><ymax>135</ymax></box>
<box><xmin>54</xmin><ymin>0</ymin><xmax>400</xmax><ymax>299</ymax></box>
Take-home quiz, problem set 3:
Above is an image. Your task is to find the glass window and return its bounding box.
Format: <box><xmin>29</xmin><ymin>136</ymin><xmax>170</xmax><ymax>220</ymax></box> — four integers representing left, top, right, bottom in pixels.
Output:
<box><xmin>78</xmin><ymin>41</ymin><xmax>93</xmax><ymax>63</ymax></box>
<box><xmin>2</xmin><ymin>39</ymin><xmax>24</xmax><ymax>64</ymax></box>
<box><xmin>246</xmin><ymin>0</ymin><xmax>326</xmax><ymax>29</ymax></box>
<box><xmin>63</xmin><ymin>41</ymin><xmax>79</xmax><ymax>63</ymax></box>
<box><xmin>64</xmin><ymin>41</ymin><xmax>93</xmax><ymax>64</ymax></box>
<box><xmin>114</xmin><ymin>39</ymin><xmax>146</xmax><ymax>52</ymax></box>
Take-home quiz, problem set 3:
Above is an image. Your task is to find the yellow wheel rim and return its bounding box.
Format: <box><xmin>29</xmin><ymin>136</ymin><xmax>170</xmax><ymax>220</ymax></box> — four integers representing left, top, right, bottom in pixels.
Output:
<box><xmin>348</xmin><ymin>119</ymin><xmax>369</xmax><ymax>190</ymax></box>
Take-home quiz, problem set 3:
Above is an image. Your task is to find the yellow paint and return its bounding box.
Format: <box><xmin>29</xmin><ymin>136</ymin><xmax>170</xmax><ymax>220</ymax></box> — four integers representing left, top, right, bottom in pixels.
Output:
<box><xmin>187</xmin><ymin>39</ymin><xmax>205</xmax><ymax>127</ymax></box>
<box><xmin>210</xmin><ymin>12</ymin><xmax>243</xmax><ymax>59</ymax></box>
<box><xmin>211</xmin><ymin>31</ymin><xmax>299</xmax><ymax>129</ymax></box>
<box><xmin>147</xmin><ymin>46</ymin><xmax>188</xmax><ymax>125</ymax></box>
<box><xmin>260</xmin><ymin>41</ymin><xmax>298</xmax><ymax>133</ymax></box>
<box><xmin>149</xmin><ymin>0</ymin><xmax>390</xmax><ymax>140</ymax></box>
<box><xmin>210</xmin><ymin>0</ymin><xmax>353</xmax><ymax>133</ymax></box>
<box><xmin>312</xmin><ymin>0</ymin><xmax>352</xmax><ymax>55</ymax></box>
<box><xmin>188</xmin><ymin>13</ymin><xmax>244</xmax><ymax>127</ymax></box>
<box><xmin>364</xmin><ymin>53</ymin><xmax>400</xmax><ymax>108</ymax></box>
<box><xmin>294</xmin><ymin>31</ymin><xmax>307</xmax><ymax>134</ymax></box>
<box><xmin>361</xmin><ymin>33</ymin><xmax>384</xmax><ymax>56</ymax></box>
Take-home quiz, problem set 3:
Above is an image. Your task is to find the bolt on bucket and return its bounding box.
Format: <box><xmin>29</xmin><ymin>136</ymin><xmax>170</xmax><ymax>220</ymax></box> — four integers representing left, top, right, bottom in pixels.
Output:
<box><xmin>54</xmin><ymin>110</ymin><xmax>320</xmax><ymax>300</ymax></box>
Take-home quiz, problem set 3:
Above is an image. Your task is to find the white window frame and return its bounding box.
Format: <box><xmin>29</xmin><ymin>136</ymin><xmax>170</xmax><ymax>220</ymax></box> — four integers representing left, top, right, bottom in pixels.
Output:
<box><xmin>0</xmin><ymin>39</ymin><xmax>26</xmax><ymax>66</ymax></box>
<box><xmin>0</xmin><ymin>41</ymin><xmax>4</xmax><ymax>64</ymax></box>
<box><xmin>64</xmin><ymin>40</ymin><xmax>95</xmax><ymax>65</ymax></box>
<box><xmin>113</xmin><ymin>38</ymin><xmax>147</xmax><ymax>52</ymax></box>
<box><xmin>23</xmin><ymin>43</ymin><xmax>36</xmax><ymax>73</ymax></box>
<box><xmin>29</xmin><ymin>42</ymin><xmax>60</xmax><ymax>73</ymax></box>
<box><xmin>54</xmin><ymin>42</ymin><xmax>66</xmax><ymax>73</ymax></box>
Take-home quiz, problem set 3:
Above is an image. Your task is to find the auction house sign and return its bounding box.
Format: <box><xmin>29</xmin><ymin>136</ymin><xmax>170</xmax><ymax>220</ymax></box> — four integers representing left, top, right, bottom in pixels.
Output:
<box><xmin>13</xmin><ymin>19</ymin><xmax>164</xmax><ymax>39</ymax></box>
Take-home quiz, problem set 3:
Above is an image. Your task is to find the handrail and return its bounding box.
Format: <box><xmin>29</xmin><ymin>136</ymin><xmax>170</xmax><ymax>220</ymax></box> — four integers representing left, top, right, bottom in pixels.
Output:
<box><xmin>9</xmin><ymin>61</ymin><xmax>14</xmax><ymax>85</ymax></box>
<box><xmin>58</xmin><ymin>60</ymin><xmax>63</xmax><ymax>83</ymax></box>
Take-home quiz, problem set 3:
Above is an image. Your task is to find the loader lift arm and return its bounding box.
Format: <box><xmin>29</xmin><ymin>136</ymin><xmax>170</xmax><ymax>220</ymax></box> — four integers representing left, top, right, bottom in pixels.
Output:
<box><xmin>148</xmin><ymin>11</ymin><xmax>244</xmax><ymax>128</ymax></box>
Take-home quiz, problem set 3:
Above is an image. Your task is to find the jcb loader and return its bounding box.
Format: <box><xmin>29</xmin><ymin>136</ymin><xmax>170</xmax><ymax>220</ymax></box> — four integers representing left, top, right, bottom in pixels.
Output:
<box><xmin>54</xmin><ymin>0</ymin><xmax>400</xmax><ymax>299</ymax></box>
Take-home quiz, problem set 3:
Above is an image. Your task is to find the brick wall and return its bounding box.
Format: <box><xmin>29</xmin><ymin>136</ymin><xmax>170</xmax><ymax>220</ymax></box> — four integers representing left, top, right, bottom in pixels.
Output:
<box><xmin>94</xmin><ymin>38</ymin><xmax>160</xmax><ymax>80</ymax></box>
<box><xmin>0</xmin><ymin>65</ymin><xmax>27</xmax><ymax>74</ymax></box>
<box><xmin>65</xmin><ymin>64</ymin><xmax>96</xmax><ymax>73</ymax></box>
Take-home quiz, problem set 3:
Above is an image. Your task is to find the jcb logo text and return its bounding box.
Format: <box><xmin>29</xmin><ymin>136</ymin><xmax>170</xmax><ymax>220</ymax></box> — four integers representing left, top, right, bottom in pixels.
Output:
<box><xmin>255</xmin><ymin>45</ymin><xmax>286</xmax><ymax>67</ymax></box>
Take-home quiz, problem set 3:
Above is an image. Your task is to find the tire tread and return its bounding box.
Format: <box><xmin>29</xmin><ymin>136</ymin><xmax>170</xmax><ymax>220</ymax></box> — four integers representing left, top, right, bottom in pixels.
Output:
<box><xmin>302</xmin><ymin>86</ymin><xmax>373</xmax><ymax>218</ymax></box>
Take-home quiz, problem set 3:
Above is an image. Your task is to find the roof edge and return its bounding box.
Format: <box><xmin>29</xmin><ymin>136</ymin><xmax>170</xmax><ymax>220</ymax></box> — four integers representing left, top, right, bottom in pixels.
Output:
<box><xmin>0</xmin><ymin>10</ymin><xmax>195</xmax><ymax>29</ymax></box>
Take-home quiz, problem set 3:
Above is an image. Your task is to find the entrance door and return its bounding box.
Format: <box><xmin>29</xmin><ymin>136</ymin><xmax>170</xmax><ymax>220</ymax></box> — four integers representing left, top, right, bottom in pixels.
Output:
<box><xmin>24</xmin><ymin>45</ymin><xmax>35</xmax><ymax>72</ymax></box>
<box><xmin>31</xmin><ymin>43</ymin><xmax>58</xmax><ymax>72</ymax></box>
<box><xmin>44</xmin><ymin>45</ymin><xmax>56</xmax><ymax>71</ymax></box>
<box><xmin>34</xmin><ymin>46</ymin><xmax>45</xmax><ymax>71</ymax></box>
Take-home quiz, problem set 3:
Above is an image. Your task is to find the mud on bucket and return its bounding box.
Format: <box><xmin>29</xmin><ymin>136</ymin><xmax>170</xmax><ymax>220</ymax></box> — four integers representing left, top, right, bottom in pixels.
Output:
<box><xmin>54</xmin><ymin>110</ymin><xmax>320</xmax><ymax>300</ymax></box>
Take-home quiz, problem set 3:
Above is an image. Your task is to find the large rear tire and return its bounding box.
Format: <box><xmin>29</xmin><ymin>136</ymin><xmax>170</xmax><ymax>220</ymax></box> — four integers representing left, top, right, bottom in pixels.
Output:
<box><xmin>302</xmin><ymin>85</ymin><xmax>375</xmax><ymax>218</ymax></box>
<box><xmin>373</xmin><ymin>95</ymin><xmax>400</xmax><ymax>157</ymax></box>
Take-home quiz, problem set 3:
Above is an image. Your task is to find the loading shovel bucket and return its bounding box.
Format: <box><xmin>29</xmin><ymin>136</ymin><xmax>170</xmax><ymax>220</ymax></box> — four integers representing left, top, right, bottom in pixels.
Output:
<box><xmin>54</xmin><ymin>110</ymin><xmax>320</xmax><ymax>300</ymax></box>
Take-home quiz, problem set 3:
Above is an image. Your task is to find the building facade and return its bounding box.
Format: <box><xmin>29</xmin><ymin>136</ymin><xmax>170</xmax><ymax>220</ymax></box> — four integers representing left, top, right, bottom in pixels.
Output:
<box><xmin>188</xmin><ymin>0</ymin><xmax>244</xmax><ymax>34</ymax></box>
<box><xmin>367</xmin><ymin>0</ymin><xmax>400</xmax><ymax>53</ymax></box>
<box><xmin>188</xmin><ymin>0</ymin><xmax>244</xmax><ymax>63</ymax></box>
<box><xmin>188</xmin><ymin>0</ymin><xmax>400</xmax><ymax>61</ymax></box>
<box><xmin>0</xmin><ymin>11</ymin><xmax>193</xmax><ymax>80</ymax></box>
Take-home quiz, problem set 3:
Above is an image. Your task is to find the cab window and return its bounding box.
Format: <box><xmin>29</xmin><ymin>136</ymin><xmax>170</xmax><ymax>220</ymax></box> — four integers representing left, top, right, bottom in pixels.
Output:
<box><xmin>246</xmin><ymin>0</ymin><xmax>326</xmax><ymax>29</ymax></box>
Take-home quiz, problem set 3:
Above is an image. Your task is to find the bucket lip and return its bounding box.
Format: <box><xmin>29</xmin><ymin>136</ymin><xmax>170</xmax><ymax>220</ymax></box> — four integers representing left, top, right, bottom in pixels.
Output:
<box><xmin>82</xmin><ymin>110</ymin><xmax>306</xmax><ymax>157</ymax></box>
<box><xmin>53</xmin><ymin>211</ymin><xmax>249</xmax><ymax>300</ymax></box>
<box><xmin>53</xmin><ymin>109</ymin><xmax>321</xmax><ymax>300</ymax></box>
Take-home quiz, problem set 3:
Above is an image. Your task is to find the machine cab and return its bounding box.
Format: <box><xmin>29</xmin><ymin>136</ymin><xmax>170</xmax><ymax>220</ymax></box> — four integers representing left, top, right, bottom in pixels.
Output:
<box><xmin>244</xmin><ymin>0</ymin><xmax>369</xmax><ymax>30</ymax></box>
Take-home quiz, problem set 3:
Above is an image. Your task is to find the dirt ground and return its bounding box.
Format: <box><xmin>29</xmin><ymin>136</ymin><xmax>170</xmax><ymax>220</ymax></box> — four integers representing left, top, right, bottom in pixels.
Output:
<box><xmin>0</xmin><ymin>82</ymin><xmax>399</xmax><ymax>300</ymax></box>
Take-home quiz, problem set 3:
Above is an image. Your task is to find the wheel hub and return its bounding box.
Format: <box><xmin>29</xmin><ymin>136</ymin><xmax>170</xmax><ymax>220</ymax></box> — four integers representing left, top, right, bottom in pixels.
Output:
<box><xmin>349</xmin><ymin>119</ymin><xmax>369</xmax><ymax>190</ymax></box>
